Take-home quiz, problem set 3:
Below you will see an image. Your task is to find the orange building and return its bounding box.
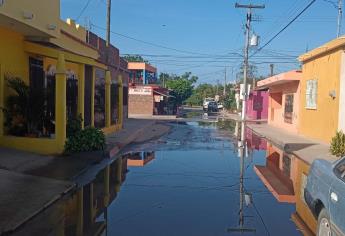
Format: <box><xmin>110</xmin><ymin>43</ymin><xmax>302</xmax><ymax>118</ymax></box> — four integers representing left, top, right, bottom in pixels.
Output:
<box><xmin>257</xmin><ymin>70</ymin><xmax>302</xmax><ymax>134</ymax></box>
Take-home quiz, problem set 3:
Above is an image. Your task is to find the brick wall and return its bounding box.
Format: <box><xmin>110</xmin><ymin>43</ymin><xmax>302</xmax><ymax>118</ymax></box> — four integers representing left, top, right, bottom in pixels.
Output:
<box><xmin>128</xmin><ymin>94</ymin><xmax>153</xmax><ymax>115</ymax></box>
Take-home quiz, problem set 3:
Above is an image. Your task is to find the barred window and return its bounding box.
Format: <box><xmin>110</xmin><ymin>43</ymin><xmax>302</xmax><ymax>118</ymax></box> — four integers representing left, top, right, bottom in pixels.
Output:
<box><xmin>306</xmin><ymin>79</ymin><xmax>318</xmax><ymax>109</ymax></box>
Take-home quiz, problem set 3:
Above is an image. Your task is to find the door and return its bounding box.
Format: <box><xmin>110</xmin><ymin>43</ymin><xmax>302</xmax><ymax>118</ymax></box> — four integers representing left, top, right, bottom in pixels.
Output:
<box><xmin>284</xmin><ymin>94</ymin><xmax>294</xmax><ymax>124</ymax></box>
<box><xmin>330</xmin><ymin>159</ymin><xmax>345</xmax><ymax>235</ymax></box>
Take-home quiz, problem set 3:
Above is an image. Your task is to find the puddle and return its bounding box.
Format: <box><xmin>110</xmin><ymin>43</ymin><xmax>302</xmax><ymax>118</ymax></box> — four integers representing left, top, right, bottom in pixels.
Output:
<box><xmin>14</xmin><ymin>121</ymin><xmax>306</xmax><ymax>236</ymax></box>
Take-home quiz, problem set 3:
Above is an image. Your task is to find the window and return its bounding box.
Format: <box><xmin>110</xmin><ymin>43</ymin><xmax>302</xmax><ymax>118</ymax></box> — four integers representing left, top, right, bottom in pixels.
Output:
<box><xmin>111</xmin><ymin>83</ymin><xmax>119</xmax><ymax>125</ymax></box>
<box><xmin>334</xmin><ymin>159</ymin><xmax>345</xmax><ymax>182</ymax></box>
<box><xmin>94</xmin><ymin>68</ymin><xmax>106</xmax><ymax>128</ymax></box>
<box><xmin>123</xmin><ymin>86</ymin><xmax>128</xmax><ymax>106</ymax></box>
<box><xmin>306</xmin><ymin>79</ymin><xmax>318</xmax><ymax>109</ymax></box>
<box><xmin>284</xmin><ymin>94</ymin><xmax>294</xmax><ymax>124</ymax></box>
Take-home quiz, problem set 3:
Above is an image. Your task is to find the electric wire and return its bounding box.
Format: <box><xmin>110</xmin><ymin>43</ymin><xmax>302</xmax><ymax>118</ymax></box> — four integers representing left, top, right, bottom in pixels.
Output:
<box><xmin>250</xmin><ymin>0</ymin><xmax>317</xmax><ymax>58</ymax></box>
<box><xmin>76</xmin><ymin>0</ymin><xmax>93</xmax><ymax>21</ymax></box>
<box><xmin>91</xmin><ymin>23</ymin><xmax>230</xmax><ymax>57</ymax></box>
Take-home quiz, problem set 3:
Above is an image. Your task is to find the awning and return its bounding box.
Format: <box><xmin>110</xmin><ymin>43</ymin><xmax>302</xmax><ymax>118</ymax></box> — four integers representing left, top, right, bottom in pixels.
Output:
<box><xmin>153</xmin><ymin>90</ymin><xmax>174</xmax><ymax>98</ymax></box>
<box><xmin>257</xmin><ymin>70</ymin><xmax>301</xmax><ymax>89</ymax></box>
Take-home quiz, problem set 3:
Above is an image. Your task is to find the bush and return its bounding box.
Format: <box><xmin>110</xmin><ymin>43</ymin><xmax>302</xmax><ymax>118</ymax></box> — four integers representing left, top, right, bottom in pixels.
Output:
<box><xmin>64</xmin><ymin>127</ymin><xmax>106</xmax><ymax>154</ymax></box>
<box><xmin>330</xmin><ymin>131</ymin><xmax>345</xmax><ymax>157</ymax></box>
<box><xmin>67</xmin><ymin>114</ymin><xmax>83</xmax><ymax>138</ymax></box>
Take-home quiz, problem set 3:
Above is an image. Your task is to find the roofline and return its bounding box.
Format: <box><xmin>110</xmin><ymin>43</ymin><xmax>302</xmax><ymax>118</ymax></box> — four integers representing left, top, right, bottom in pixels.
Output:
<box><xmin>299</xmin><ymin>37</ymin><xmax>345</xmax><ymax>62</ymax></box>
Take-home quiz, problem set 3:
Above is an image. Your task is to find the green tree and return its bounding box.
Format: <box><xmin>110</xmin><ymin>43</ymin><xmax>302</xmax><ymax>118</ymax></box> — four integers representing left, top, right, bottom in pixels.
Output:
<box><xmin>122</xmin><ymin>55</ymin><xmax>149</xmax><ymax>63</ymax></box>
<box><xmin>163</xmin><ymin>72</ymin><xmax>198</xmax><ymax>105</ymax></box>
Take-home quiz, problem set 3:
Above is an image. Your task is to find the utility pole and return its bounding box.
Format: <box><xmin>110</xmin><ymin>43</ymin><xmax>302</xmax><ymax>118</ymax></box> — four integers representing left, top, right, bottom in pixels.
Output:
<box><xmin>235</xmin><ymin>3</ymin><xmax>265</xmax><ymax>122</ymax></box>
<box><xmin>106</xmin><ymin>0</ymin><xmax>111</xmax><ymax>47</ymax></box>
<box><xmin>337</xmin><ymin>0</ymin><xmax>343</xmax><ymax>37</ymax></box>
<box><xmin>270</xmin><ymin>64</ymin><xmax>274</xmax><ymax>76</ymax></box>
<box><xmin>228</xmin><ymin>123</ymin><xmax>255</xmax><ymax>233</ymax></box>
<box><xmin>223</xmin><ymin>67</ymin><xmax>227</xmax><ymax>96</ymax></box>
<box><xmin>216</xmin><ymin>79</ymin><xmax>219</xmax><ymax>95</ymax></box>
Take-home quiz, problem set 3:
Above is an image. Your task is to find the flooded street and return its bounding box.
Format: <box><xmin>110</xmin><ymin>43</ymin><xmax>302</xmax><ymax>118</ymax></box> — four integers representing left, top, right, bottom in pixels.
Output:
<box><xmin>14</xmin><ymin>120</ymin><xmax>304</xmax><ymax>236</ymax></box>
<box><xmin>104</xmin><ymin>121</ymin><xmax>301</xmax><ymax>236</ymax></box>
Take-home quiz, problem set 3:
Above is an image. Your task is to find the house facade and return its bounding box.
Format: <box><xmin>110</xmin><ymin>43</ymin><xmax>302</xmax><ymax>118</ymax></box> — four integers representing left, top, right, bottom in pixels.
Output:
<box><xmin>127</xmin><ymin>63</ymin><xmax>175</xmax><ymax>116</ymax></box>
<box><xmin>257</xmin><ymin>70</ymin><xmax>302</xmax><ymax>134</ymax></box>
<box><xmin>299</xmin><ymin>37</ymin><xmax>345</xmax><ymax>143</ymax></box>
<box><xmin>128</xmin><ymin>62</ymin><xmax>157</xmax><ymax>85</ymax></box>
<box><xmin>0</xmin><ymin>0</ymin><xmax>128</xmax><ymax>154</ymax></box>
<box><xmin>245</xmin><ymin>89</ymin><xmax>269</xmax><ymax>120</ymax></box>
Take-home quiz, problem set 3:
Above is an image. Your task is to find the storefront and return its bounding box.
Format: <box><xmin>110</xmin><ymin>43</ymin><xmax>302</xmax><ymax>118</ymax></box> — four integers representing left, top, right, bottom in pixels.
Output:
<box><xmin>128</xmin><ymin>85</ymin><xmax>174</xmax><ymax>116</ymax></box>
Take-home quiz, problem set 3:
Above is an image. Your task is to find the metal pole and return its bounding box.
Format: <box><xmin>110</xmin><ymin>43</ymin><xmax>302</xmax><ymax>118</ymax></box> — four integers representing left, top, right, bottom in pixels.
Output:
<box><xmin>223</xmin><ymin>67</ymin><xmax>227</xmax><ymax>96</ymax></box>
<box><xmin>235</xmin><ymin>3</ymin><xmax>265</xmax><ymax>122</ymax></box>
<box><xmin>338</xmin><ymin>0</ymin><xmax>343</xmax><ymax>37</ymax></box>
<box><xmin>106</xmin><ymin>0</ymin><xmax>111</xmax><ymax>47</ymax></box>
<box><xmin>241</xmin><ymin>8</ymin><xmax>251</xmax><ymax>121</ymax></box>
<box><xmin>270</xmin><ymin>64</ymin><xmax>274</xmax><ymax>76</ymax></box>
<box><xmin>216</xmin><ymin>79</ymin><xmax>219</xmax><ymax>95</ymax></box>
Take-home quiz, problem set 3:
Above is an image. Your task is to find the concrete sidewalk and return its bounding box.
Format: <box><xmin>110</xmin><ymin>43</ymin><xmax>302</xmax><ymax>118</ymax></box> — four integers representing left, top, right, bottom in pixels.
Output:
<box><xmin>106</xmin><ymin>118</ymin><xmax>171</xmax><ymax>157</ymax></box>
<box><xmin>0</xmin><ymin>169</ymin><xmax>74</xmax><ymax>234</ymax></box>
<box><xmin>247</xmin><ymin>123</ymin><xmax>338</xmax><ymax>165</ymax></box>
<box><xmin>0</xmin><ymin>118</ymin><xmax>172</xmax><ymax>234</ymax></box>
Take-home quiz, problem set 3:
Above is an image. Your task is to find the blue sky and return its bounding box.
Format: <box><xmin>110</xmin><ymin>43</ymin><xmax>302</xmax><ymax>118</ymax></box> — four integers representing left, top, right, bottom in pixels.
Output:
<box><xmin>61</xmin><ymin>0</ymin><xmax>342</xmax><ymax>84</ymax></box>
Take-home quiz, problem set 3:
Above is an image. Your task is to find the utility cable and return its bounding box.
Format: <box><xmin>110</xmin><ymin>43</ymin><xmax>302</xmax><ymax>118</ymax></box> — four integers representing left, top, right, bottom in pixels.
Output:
<box><xmin>91</xmin><ymin>23</ymin><xmax>228</xmax><ymax>57</ymax></box>
<box><xmin>76</xmin><ymin>0</ymin><xmax>93</xmax><ymax>21</ymax></box>
<box><xmin>250</xmin><ymin>0</ymin><xmax>317</xmax><ymax>58</ymax></box>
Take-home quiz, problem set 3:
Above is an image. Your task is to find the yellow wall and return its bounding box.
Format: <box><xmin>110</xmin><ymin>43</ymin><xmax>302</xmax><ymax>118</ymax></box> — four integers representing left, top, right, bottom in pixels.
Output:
<box><xmin>299</xmin><ymin>50</ymin><xmax>341</xmax><ymax>143</ymax></box>
<box><xmin>0</xmin><ymin>26</ymin><xmax>29</xmax><ymax>82</ymax></box>
<box><xmin>0</xmin><ymin>0</ymin><xmax>60</xmax><ymax>38</ymax></box>
<box><xmin>0</xmin><ymin>26</ymin><xmax>29</xmax><ymax>138</ymax></box>
<box><xmin>50</xmin><ymin>20</ymin><xmax>99</xmax><ymax>60</ymax></box>
<box><xmin>0</xmin><ymin>24</ymin><xmax>124</xmax><ymax>154</ymax></box>
<box><xmin>294</xmin><ymin>158</ymin><xmax>317</xmax><ymax>234</ymax></box>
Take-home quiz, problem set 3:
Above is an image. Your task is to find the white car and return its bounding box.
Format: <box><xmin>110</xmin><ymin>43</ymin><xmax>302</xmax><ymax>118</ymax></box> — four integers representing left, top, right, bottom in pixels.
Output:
<box><xmin>203</xmin><ymin>98</ymin><xmax>214</xmax><ymax>111</ymax></box>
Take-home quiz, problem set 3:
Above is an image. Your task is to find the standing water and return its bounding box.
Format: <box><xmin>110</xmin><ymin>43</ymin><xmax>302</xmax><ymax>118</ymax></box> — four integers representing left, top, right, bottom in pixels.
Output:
<box><xmin>14</xmin><ymin>121</ymin><xmax>302</xmax><ymax>236</ymax></box>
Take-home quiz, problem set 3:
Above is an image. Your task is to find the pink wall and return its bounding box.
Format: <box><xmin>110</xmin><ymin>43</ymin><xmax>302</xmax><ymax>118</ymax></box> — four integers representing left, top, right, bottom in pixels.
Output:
<box><xmin>268</xmin><ymin>81</ymin><xmax>300</xmax><ymax>134</ymax></box>
<box><xmin>246</xmin><ymin>90</ymin><xmax>269</xmax><ymax>120</ymax></box>
<box><xmin>246</xmin><ymin>128</ymin><xmax>267</xmax><ymax>151</ymax></box>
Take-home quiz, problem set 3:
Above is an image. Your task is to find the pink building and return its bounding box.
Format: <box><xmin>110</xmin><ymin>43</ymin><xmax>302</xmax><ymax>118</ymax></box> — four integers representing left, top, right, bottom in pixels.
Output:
<box><xmin>246</xmin><ymin>89</ymin><xmax>269</xmax><ymax>120</ymax></box>
<box><xmin>257</xmin><ymin>70</ymin><xmax>302</xmax><ymax>134</ymax></box>
<box><xmin>246</xmin><ymin>128</ymin><xmax>267</xmax><ymax>151</ymax></box>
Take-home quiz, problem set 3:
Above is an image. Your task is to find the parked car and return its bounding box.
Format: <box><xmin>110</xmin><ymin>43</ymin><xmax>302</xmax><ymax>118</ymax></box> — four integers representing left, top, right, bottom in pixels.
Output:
<box><xmin>304</xmin><ymin>156</ymin><xmax>345</xmax><ymax>236</ymax></box>
<box><xmin>207</xmin><ymin>101</ymin><xmax>218</xmax><ymax>112</ymax></box>
<box><xmin>203</xmin><ymin>98</ymin><xmax>214</xmax><ymax>112</ymax></box>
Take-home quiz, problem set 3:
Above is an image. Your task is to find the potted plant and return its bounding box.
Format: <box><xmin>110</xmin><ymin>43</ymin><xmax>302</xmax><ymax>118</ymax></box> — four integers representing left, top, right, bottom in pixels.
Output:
<box><xmin>1</xmin><ymin>76</ymin><xmax>46</xmax><ymax>137</ymax></box>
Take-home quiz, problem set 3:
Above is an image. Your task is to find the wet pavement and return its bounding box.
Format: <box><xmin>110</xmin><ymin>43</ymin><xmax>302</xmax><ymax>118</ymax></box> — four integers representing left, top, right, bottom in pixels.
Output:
<box><xmin>11</xmin><ymin>118</ymin><xmax>305</xmax><ymax>236</ymax></box>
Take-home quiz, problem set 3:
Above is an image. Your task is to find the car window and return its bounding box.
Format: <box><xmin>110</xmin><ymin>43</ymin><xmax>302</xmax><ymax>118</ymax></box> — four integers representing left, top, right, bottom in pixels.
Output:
<box><xmin>335</xmin><ymin>159</ymin><xmax>345</xmax><ymax>182</ymax></box>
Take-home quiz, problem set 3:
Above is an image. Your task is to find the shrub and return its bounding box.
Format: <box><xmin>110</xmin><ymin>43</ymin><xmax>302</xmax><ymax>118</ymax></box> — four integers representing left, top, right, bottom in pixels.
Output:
<box><xmin>1</xmin><ymin>76</ymin><xmax>46</xmax><ymax>136</ymax></box>
<box><xmin>64</xmin><ymin>127</ymin><xmax>106</xmax><ymax>154</ymax></box>
<box><xmin>330</xmin><ymin>131</ymin><xmax>345</xmax><ymax>157</ymax></box>
<box><xmin>66</xmin><ymin>114</ymin><xmax>83</xmax><ymax>138</ymax></box>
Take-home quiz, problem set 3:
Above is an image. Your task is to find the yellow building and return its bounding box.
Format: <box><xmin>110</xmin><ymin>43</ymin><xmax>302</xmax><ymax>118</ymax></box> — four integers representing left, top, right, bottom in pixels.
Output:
<box><xmin>0</xmin><ymin>0</ymin><xmax>128</xmax><ymax>154</ymax></box>
<box><xmin>298</xmin><ymin>37</ymin><xmax>345</xmax><ymax>143</ymax></box>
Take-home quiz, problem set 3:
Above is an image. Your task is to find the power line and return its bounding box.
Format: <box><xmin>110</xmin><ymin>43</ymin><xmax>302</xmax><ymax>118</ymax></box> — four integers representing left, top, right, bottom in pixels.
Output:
<box><xmin>76</xmin><ymin>0</ymin><xmax>93</xmax><ymax>21</ymax></box>
<box><xmin>251</xmin><ymin>0</ymin><xmax>317</xmax><ymax>57</ymax></box>
<box><xmin>91</xmin><ymin>23</ymin><xmax>229</xmax><ymax>57</ymax></box>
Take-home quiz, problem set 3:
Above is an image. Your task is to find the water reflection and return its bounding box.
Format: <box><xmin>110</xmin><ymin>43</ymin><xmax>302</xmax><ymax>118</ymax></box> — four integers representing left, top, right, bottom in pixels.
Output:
<box><xmin>12</xmin><ymin>122</ymin><xmax>305</xmax><ymax>236</ymax></box>
<box><xmin>251</xmin><ymin>137</ymin><xmax>316</xmax><ymax>235</ymax></box>
<box><xmin>228</xmin><ymin>123</ymin><xmax>256</xmax><ymax>233</ymax></box>
<box><xmin>254</xmin><ymin>143</ymin><xmax>296</xmax><ymax>203</ymax></box>
<box><xmin>125</xmin><ymin>151</ymin><xmax>155</xmax><ymax>167</ymax></box>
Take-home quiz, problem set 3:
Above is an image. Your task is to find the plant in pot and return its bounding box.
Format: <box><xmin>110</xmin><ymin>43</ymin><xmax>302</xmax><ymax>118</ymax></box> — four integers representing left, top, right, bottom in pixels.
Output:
<box><xmin>1</xmin><ymin>76</ymin><xmax>46</xmax><ymax>137</ymax></box>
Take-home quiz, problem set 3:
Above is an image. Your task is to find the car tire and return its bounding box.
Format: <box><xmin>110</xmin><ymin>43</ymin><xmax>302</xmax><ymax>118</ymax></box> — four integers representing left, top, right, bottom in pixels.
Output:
<box><xmin>317</xmin><ymin>208</ymin><xmax>332</xmax><ymax>236</ymax></box>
